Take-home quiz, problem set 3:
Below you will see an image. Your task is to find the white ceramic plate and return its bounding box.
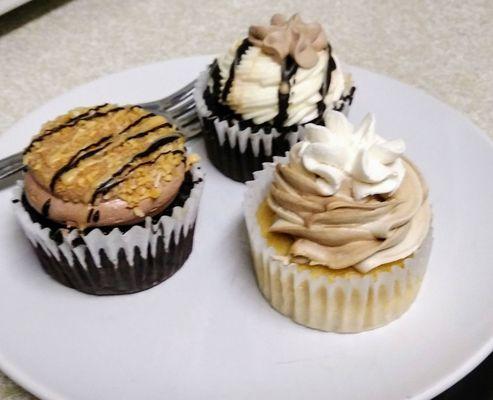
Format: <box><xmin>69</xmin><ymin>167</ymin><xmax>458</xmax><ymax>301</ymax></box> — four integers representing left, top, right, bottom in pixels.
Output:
<box><xmin>0</xmin><ymin>56</ymin><xmax>491</xmax><ymax>400</ymax></box>
<box><xmin>0</xmin><ymin>0</ymin><xmax>31</xmax><ymax>16</ymax></box>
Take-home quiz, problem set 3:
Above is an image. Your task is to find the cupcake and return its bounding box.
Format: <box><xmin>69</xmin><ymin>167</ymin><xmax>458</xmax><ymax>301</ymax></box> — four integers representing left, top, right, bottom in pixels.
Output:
<box><xmin>244</xmin><ymin>110</ymin><xmax>432</xmax><ymax>332</ymax></box>
<box><xmin>195</xmin><ymin>13</ymin><xmax>356</xmax><ymax>183</ymax></box>
<box><xmin>13</xmin><ymin>103</ymin><xmax>204</xmax><ymax>295</ymax></box>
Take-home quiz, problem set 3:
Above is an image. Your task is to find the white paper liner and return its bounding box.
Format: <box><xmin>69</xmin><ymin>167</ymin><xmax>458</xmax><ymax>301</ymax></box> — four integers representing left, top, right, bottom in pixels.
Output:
<box><xmin>244</xmin><ymin>157</ymin><xmax>433</xmax><ymax>333</ymax></box>
<box><xmin>12</xmin><ymin>165</ymin><xmax>204</xmax><ymax>270</ymax></box>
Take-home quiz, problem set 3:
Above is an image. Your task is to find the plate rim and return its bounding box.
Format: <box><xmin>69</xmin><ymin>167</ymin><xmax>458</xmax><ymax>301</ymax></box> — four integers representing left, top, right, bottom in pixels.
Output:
<box><xmin>0</xmin><ymin>0</ymin><xmax>32</xmax><ymax>17</ymax></box>
<box><xmin>0</xmin><ymin>55</ymin><xmax>491</xmax><ymax>400</ymax></box>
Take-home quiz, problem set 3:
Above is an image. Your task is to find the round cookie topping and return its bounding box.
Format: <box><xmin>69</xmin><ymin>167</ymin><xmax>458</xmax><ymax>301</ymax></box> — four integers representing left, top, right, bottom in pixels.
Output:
<box><xmin>23</xmin><ymin>104</ymin><xmax>196</xmax><ymax>228</ymax></box>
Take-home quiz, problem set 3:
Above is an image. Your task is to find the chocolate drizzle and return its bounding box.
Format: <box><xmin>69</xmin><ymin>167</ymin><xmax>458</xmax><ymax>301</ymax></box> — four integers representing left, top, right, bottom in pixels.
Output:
<box><xmin>334</xmin><ymin>86</ymin><xmax>356</xmax><ymax>111</ymax></box>
<box><xmin>87</xmin><ymin>208</ymin><xmax>94</xmax><ymax>223</ymax></box>
<box><xmin>90</xmin><ymin>135</ymin><xmax>181</xmax><ymax>204</ymax></box>
<box><xmin>221</xmin><ymin>38</ymin><xmax>252</xmax><ymax>102</ymax></box>
<box><xmin>316</xmin><ymin>44</ymin><xmax>336</xmax><ymax>117</ymax></box>
<box><xmin>210</xmin><ymin>60</ymin><xmax>222</xmax><ymax>99</ymax></box>
<box><xmin>93</xmin><ymin>150</ymin><xmax>184</xmax><ymax>204</ymax></box>
<box><xmin>41</xmin><ymin>199</ymin><xmax>51</xmax><ymax>217</ymax></box>
<box><xmin>273</xmin><ymin>55</ymin><xmax>298</xmax><ymax>128</ymax></box>
<box><xmin>48</xmin><ymin>113</ymin><xmax>165</xmax><ymax>192</ymax></box>
<box><xmin>86</xmin><ymin>208</ymin><xmax>100</xmax><ymax>223</ymax></box>
<box><xmin>24</xmin><ymin>104</ymin><xmax>126</xmax><ymax>154</ymax></box>
<box><xmin>125</xmin><ymin>122</ymin><xmax>172</xmax><ymax>141</ymax></box>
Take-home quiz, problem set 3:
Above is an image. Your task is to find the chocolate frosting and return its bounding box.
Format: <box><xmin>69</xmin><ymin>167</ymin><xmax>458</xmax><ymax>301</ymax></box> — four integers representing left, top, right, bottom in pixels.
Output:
<box><xmin>24</xmin><ymin>166</ymin><xmax>184</xmax><ymax>228</ymax></box>
<box><xmin>248</xmin><ymin>14</ymin><xmax>328</xmax><ymax>68</ymax></box>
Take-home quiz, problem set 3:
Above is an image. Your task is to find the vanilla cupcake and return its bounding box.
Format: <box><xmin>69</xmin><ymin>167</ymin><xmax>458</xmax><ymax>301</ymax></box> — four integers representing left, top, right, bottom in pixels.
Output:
<box><xmin>13</xmin><ymin>104</ymin><xmax>204</xmax><ymax>295</ymax></box>
<box><xmin>244</xmin><ymin>111</ymin><xmax>432</xmax><ymax>332</ymax></box>
<box><xmin>195</xmin><ymin>13</ymin><xmax>355</xmax><ymax>182</ymax></box>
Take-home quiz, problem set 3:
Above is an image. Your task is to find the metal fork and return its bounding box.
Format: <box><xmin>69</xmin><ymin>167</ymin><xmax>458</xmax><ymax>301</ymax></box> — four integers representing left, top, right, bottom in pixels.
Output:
<box><xmin>0</xmin><ymin>79</ymin><xmax>200</xmax><ymax>181</ymax></box>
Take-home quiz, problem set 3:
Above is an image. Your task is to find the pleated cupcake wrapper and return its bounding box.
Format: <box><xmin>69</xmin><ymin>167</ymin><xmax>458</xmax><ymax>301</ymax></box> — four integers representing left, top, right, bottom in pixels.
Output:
<box><xmin>195</xmin><ymin>70</ymin><xmax>354</xmax><ymax>182</ymax></box>
<box><xmin>12</xmin><ymin>165</ymin><xmax>205</xmax><ymax>295</ymax></box>
<box><xmin>244</xmin><ymin>157</ymin><xmax>432</xmax><ymax>333</ymax></box>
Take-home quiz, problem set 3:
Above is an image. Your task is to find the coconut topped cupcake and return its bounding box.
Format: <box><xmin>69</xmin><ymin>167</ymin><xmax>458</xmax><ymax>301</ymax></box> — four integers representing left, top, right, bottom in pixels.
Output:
<box><xmin>16</xmin><ymin>104</ymin><xmax>204</xmax><ymax>295</ymax></box>
<box><xmin>23</xmin><ymin>104</ymin><xmax>198</xmax><ymax>229</ymax></box>
<box><xmin>206</xmin><ymin>13</ymin><xmax>354</xmax><ymax>130</ymax></box>
<box><xmin>266</xmin><ymin>111</ymin><xmax>431</xmax><ymax>273</ymax></box>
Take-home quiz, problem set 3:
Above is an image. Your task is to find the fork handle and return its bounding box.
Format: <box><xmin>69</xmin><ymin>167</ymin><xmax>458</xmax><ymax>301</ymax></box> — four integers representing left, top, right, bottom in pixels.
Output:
<box><xmin>0</xmin><ymin>152</ymin><xmax>24</xmax><ymax>180</ymax></box>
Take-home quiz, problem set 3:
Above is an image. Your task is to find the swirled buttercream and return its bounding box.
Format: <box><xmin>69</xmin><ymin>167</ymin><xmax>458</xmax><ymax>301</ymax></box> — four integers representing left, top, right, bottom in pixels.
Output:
<box><xmin>266</xmin><ymin>112</ymin><xmax>431</xmax><ymax>272</ymax></box>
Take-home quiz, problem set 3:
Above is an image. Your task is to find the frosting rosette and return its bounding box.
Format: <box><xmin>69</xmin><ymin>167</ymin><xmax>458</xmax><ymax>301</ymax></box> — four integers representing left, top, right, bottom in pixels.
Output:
<box><xmin>297</xmin><ymin>110</ymin><xmax>406</xmax><ymax>199</ymax></box>
<box><xmin>248</xmin><ymin>14</ymin><xmax>327</xmax><ymax>69</ymax></box>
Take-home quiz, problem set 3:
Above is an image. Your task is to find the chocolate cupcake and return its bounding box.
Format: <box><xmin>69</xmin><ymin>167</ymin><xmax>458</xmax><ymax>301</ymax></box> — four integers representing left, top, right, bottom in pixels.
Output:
<box><xmin>13</xmin><ymin>104</ymin><xmax>204</xmax><ymax>295</ymax></box>
<box><xmin>245</xmin><ymin>111</ymin><xmax>432</xmax><ymax>332</ymax></box>
<box><xmin>195</xmin><ymin>13</ymin><xmax>356</xmax><ymax>182</ymax></box>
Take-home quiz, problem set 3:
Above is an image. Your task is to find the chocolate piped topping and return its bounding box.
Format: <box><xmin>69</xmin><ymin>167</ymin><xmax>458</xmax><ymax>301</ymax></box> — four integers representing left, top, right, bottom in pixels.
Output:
<box><xmin>41</xmin><ymin>199</ymin><xmax>51</xmax><ymax>218</ymax></box>
<box><xmin>274</xmin><ymin>56</ymin><xmax>299</xmax><ymax>128</ymax></box>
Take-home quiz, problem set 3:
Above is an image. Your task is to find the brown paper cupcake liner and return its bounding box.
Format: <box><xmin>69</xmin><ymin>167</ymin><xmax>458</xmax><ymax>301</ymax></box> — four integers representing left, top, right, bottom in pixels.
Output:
<box><xmin>12</xmin><ymin>165</ymin><xmax>204</xmax><ymax>295</ymax></box>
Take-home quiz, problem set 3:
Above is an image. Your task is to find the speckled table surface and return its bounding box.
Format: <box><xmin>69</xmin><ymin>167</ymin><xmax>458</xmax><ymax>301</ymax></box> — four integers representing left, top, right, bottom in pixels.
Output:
<box><xmin>0</xmin><ymin>0</ymin><xmax>492</xmax><ymax>399</ymax></box>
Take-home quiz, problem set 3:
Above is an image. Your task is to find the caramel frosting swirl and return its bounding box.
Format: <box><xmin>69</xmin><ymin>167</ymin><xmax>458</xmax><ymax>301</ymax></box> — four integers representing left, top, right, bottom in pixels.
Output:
<box><xmin>266</xmin><ymin>113</ymin><xmax>431</xmax><ymax>273</ymax></box>
<box><xmin>248</xmin><ymin>13</ymin><xmax>327</xmax><ymax>68</ymax></box>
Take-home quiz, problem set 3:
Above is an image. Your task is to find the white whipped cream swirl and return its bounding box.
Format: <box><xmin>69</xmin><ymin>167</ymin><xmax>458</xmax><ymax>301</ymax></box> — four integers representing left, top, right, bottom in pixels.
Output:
<box><xmin>295</xmin><ymin>111</ymin><xmax>406</xmax><ymax>200</ymax></box>
<box><xmin>212</xmin><ymin>40</ymin><xmax>350</xmax><ymax>126</ymax></box>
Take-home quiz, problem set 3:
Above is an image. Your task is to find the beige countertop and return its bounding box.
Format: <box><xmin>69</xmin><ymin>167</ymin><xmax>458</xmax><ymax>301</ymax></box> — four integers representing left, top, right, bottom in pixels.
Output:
<box><xmin>0</xmin><ymin>0</ymin><xmax>491</xmax><ymax>398</ymax></box>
